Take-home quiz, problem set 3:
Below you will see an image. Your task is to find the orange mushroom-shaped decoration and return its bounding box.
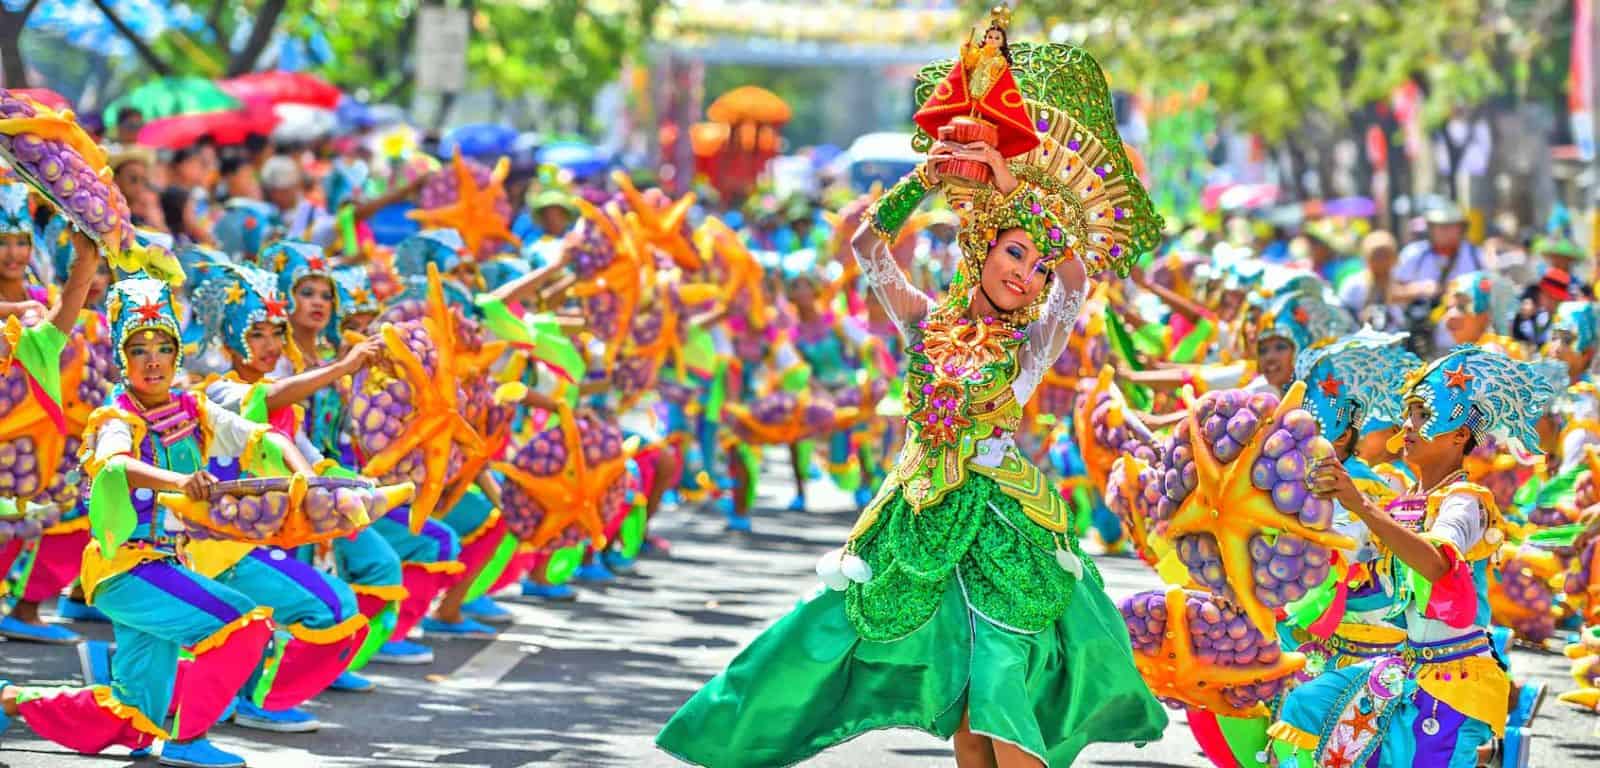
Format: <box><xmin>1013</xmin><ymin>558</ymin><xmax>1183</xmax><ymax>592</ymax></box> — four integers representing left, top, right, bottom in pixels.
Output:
<box><xmin>706</xmin><ymin>86</ymin><xmax>793</xmax><ymax>125</ymax></box>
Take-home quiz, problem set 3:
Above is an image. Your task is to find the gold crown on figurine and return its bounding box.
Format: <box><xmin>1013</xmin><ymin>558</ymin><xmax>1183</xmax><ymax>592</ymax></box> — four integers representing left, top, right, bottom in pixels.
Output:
<box><xmin>988</xmin><ymin>5</ymin><xmax>1013</xmax><ymax>30</ymax></box>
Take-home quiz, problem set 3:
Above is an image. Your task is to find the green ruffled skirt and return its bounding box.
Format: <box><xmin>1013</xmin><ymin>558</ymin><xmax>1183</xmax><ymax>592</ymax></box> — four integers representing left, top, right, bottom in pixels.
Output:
<box><xmin>656</xmin><ymin>476</ymin><xmax>1168</xmax><ymax>766</ymax></box>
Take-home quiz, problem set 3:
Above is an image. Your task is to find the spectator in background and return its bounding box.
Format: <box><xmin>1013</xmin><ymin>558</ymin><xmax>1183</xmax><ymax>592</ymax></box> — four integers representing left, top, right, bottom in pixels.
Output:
<box><xmin>1339</xmin><ymin>230</ymin><xmax>1403</xmax><ymax>331</ymax></box>
<box><xmin>1513</xmin><ymin>268</ymin><xmax>1572</xmax><ymax>347</ymax></box>
<box><xmin>108</xmin><ymin>145</ymin><xmax>163</xmax><ymax>230</ymax></box>
<box><xmin>217</xmin><ymin>153</ymin><xmax>262</xmax><ymax>201</ymax></box>
<box><xmin>1533</xmin><ymin>236</ymin><xmax>1591</xmax><ymax>299</ymax></box>
<box><xmin>262</xmin><ymin>155</ymin><xmax>336</xmax><ymax>246</ymax></box>
<box><xmin>115</xmin><ymin>107</ymin><xmax>144</xmax><ymax>144</ymax></box>
<box><xmin>1395</xmin><ymin>203</ymin><xmax>1483</xmax><ymax>350</ymax></box>
<box><xmin>160</xmin><ymin>145</ymin><xmax>212</xmax><ymax>245</ymax></box>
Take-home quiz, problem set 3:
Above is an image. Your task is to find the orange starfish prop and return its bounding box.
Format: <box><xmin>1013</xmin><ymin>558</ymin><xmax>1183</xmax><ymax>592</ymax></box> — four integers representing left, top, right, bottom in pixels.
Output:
<box><xmin>407</xmin><ymin>152</ymin><xmax>521</xmax><ymax>260</ymax></box>
<box><xmin>1130</xmin><ymin>588</ymin><xmax>1306</xmax><ymax>718</ymax></box>
<box><xmin>611</xmin><ymin>171</ymin><xmax>699</xmax><ymax>271</ymax></box>
<box><xmin>569</xmin><ymin>197</ymin><xmax>642</xmax><ymax>375</ymax></box>
<box><xmin>695</xmin><ymin>216</ymin><xmax>767</xmax><ymax>324</ymax></box>
<box><xmin>1165</xmin><ymin>381</ymin><xmax>1357</xmax><ymax>636</ymax></box>
<box><xmin>725</xmin><ymin>390</ymin><xmax>830</xmax><ymax>445</ymax></box>
<box><xmin>1070</xmin><ymin>365</ymin><xmax>1139</xmax><ymax>494</ymax></box>
<box><xmin>360</xmin><ymin>265</ymin><xmax>486</xmax><ymax>531</ymax></box>
<box><xmin>490</xmin><ymin>402</ymin><xmax>619</xmax><ymax>550</ymax></box>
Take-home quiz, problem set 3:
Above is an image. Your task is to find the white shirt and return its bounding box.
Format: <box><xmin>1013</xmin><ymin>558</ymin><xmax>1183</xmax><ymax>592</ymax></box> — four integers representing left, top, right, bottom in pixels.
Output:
<box><xmin>1404</xmin><ymin>491</ymin><xmax>1487</xmax><ymax>643</ymax></box>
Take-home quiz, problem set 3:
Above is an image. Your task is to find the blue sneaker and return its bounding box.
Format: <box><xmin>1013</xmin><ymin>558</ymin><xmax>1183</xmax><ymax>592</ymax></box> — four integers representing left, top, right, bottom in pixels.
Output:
<box><xmin>219</xmin><ymin>696</ymin><xmax>237</xmax><ymax>723</ymax></box>
<box><xmin>328</xmin><ymin>670</ymin><xmax>375</xmax><ymax>692</ymax></box>
<box><xmin>159</xmin><ymin>738</ymin><xmax>247</xmax><ymax>768</ymax></box>
<box><xmin>601</xmin><ymin>550</ymin><xmax>636</xmax><ymax>574</ymax></box>
<box><xmin>371</xmin><ymin>640</ymin><xmax>435</xmax><ymax>665</ymax></box>
<box><xmin>77</xmin><ymin>640</ymin><xmax>112</xmax><ymax>685</ymax></box>
<box><xmin>1510</xmin><ymin>681</ymin><xmax>1547</xmax><ymax>728</ymax></box>
<box><xmin>231</xmin><ymin>697</ymin><xmax>321</xmax><ymax>733</ymax></box>
<box><xmin>0</xmin><ymin>615</ymin><xmax>81</xmax><ymax>644</ymax></box>
<box><xmin>57</xmin><ymin>598</ymin><xmax>109</xmax><ymax>623</ymax></box>
<box><xmin>520</xmin><ymin>582</ymin><xmax>577</xmax><ymax>601</ymax></box>
<box><xmin>853</xmin><ymin>486</ymin><xmax>875</xmax><ymax>509</ymax></box>
<box><xmin>131</xmin><ymin>747</ymin><xmax>152</xmax><ymax>757</ymax></box>
<box><xmin>573</xmin><ymin>561</ymin><xmax>614</xmax><ymax>583</ymax></box>
<box><xmin>420</xmin><ymin>616</ymin><xmax>497</xmax><ymax>639</ymax></box>
<box><xmin>785</xmin><ymin>495</ymin><xmax>806</xmax><ymax>512</ymax></box>
<box><xmin>461</xmin><ymin>596</ymin><xmax>513</xmax><ymax>625</ymax></box>
<box><xmin>1502</xmin><ymin>727</ymin><xmax>1532</xmax><ymax>768</ymax></box>
<box><xmin>661</xmin><ymin>490</ymin><xmax>681</xmax><ymax>507</ymax></box>
<box><xmin>1491</xmin><ymin>625</ymin><xmax>1514</xmax><ymax>658</ymax></box>
<box><xmin>716</xmin><ymin>498</ymin><xmax>752</xmax><ymax>532</ymax></box>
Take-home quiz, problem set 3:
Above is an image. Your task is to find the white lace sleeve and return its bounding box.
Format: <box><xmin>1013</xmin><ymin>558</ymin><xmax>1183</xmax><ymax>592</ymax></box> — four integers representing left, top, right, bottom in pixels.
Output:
<box><xmin>1012</xmin><ymin>279</ymin><xmax>1087</xmax><ymax>404</ymax></box>
<box><xmin>856</xmin><ymin>238</ymin><xmax>934</xmax><ymax>344</ymax></box>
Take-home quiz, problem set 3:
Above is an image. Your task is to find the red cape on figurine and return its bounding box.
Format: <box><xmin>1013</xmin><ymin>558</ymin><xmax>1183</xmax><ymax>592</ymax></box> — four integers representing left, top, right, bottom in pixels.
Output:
<box><xmin>912</xmin><ymin>53</ymin><xmax>1039</xmax><ymax>159</ymax></box>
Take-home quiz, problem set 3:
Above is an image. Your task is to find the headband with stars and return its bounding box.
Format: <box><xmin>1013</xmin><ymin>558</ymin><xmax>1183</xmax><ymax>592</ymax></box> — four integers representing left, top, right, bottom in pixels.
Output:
<box><xmin>1401</xmin><ymin>345</ymin><xmax>1559</xmax><ymax>455</ymax></box>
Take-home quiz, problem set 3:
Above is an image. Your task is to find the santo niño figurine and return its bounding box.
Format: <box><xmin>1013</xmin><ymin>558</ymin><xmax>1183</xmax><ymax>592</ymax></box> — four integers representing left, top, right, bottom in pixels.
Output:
<box><xmin>913</xmin><ymin>5</ymin><xmax>1040</xmax><ymax>186</ymax></box>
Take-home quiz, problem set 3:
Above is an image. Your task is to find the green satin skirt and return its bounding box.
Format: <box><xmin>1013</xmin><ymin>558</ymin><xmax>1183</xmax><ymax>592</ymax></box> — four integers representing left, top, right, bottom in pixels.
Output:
<box><xmin>655</xmin><ymin>572</ymin><xmax>1168</xmax><ymax>766</ymax></box>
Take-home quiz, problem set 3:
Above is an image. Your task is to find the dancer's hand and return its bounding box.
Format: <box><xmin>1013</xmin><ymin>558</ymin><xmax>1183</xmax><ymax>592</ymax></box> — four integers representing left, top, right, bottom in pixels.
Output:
<box><xmin>931</xmin><ymin>139</ymin><xmax>1016</xmax><ymax>194</ymax></box>
<box><xmin>339</xmin><ymin>334</ymin><xmax>385</xmax><ymax>373</ymax></box>
<box><xmin>180</xmin><ymin>470</ymin><xmax>218</xmax><ymax>500</ymax></box>
<box><xmin>1307</xmin><ymin>457</ymin><xmax>1361</xmax><ymax>511</ymax></box>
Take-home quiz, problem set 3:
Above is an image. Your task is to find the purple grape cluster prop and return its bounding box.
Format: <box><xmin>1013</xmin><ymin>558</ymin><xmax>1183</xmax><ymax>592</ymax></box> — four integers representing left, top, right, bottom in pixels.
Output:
<box><xmin>1119</xmin><ymin>589</ymin><xmax>1301</xmax><ymax>715</ymax></box>
<box><xmin>205</xmin><ymin>484</ymin><xmax>294</xmax><ymax>540</ymax></box>
<box><xmin>577</xmin><ymin>413</ymin><xmax>624</xmax><ymax>467</ymax></box>
<box><xmin>584</xmin><ymin>291</ymin><xmax>621</xmax><ymax>342</ymax></box>
<box><xmin>1106</xmin><ymin>456</ymin><xmax>1162</xmax><ymax>562</ymax></box>
<box><xmin>1147</xmin><ymin>384</ymin><xmax>1348</xmax><ymax>636</ymax></box>
<box><xmin>0</xmin><ymin>90</ymin><xmax>134</xmax><ymax>254</ymax></box>
<box><xmin>568</xmin><ymin>216</ymin><xmax>618</xmax><ymax>280</ymax></box>
<box><xmin>1492</xmin><ymin>552</ymin><xmax>1558</xmax><ymax>642</ymax></box>
<box><xmin>0</xmin><ymin>436</ymin><xmax>43</xmax><ymax>500</ymax></box>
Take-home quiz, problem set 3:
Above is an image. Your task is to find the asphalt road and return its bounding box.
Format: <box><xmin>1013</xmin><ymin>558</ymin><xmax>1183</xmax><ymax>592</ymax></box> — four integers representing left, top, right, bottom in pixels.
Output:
<box><xmin>2</xmin><ymin>452</ymin><xmax>1597</xmax><ymax>767</ymax></box>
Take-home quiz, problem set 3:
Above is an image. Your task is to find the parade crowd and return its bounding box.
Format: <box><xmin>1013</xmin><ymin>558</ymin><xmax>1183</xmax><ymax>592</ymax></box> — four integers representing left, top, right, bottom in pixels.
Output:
<box><xmin>1</xmin><ymin>23</ymin><xmax>1600</xmax><ymax>768</ymax></box>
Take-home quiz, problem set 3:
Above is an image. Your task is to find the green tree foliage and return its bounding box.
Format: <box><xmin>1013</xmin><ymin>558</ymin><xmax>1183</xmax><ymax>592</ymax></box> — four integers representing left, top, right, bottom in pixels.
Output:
<box><xmin>1023</xmin><ymin>0</ymin><xmax>1572</xmax><ymax>140</ymax></box>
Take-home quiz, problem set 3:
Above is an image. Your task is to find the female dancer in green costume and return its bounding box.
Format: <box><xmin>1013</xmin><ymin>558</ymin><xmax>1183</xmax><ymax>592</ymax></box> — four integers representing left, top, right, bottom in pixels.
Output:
<box><xmin>657</xmin><ymin>39</ymin><xmax>1169</xmax><ymax>768</ymax></box>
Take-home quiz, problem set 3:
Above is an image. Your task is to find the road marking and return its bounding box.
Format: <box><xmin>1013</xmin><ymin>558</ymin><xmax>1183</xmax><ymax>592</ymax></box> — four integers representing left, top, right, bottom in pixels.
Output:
<box><xmin>443</xmin><ymin>636</ymin><xmax>539</xmax><ymax>690</ymax></box>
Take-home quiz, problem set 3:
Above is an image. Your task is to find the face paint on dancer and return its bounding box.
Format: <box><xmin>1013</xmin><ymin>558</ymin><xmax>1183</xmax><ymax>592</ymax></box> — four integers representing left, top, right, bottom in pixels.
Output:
<box><xmin>231</xmin><ymin>320</ymin><xmax>286</xmax><ymax>378</ymax></box>
<box><xmin>979</xmin><ymin>229</ymin><xmax>1051</xmax><ymax>313</ymax></box>
<box><xmin>123</xmin><ymin>329</ymin><xmax>180</xmax><ymax>404</ymax></box>
<box><xmin>291</xmin><ymin>276</ymin><xmax>336</xmax><ymax>335</ymax></box>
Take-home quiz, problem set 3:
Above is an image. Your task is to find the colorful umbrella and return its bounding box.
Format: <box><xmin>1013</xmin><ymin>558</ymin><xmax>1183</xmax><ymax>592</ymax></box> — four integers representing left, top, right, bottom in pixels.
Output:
<box><xmin>104</xmin><ymin>76</ymin><xmax>241</xmax><ymax>127</ymax></box>
<box><xmin>219</xmin><ymin>71</ymin><xmax>342</xmax><ymax>110</ymax></box>
<box><xmin>536</xmin><ymin>140</ymin><xmax>608</xmax><ymax>177</ymax></box>
<box><xmin>442</xmin><ymin>123</ymin><xmax>519</xmax><ymax>160</ymax></box>
<box><xmin>270</xmin><ymin>104</ymin><xmax>338</xmax><ymax>144</ymax></box>
<box><xmin>136</xmin><ymin>103</ymin><xmax>279</xmax><ymax>149</ymax></box>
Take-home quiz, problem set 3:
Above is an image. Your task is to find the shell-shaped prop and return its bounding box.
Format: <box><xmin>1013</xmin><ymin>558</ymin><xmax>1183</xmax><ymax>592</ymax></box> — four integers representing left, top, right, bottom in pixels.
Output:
<box><xmin>1121</xmin><ymin>588</ymin><xmax>1305</xmax><ymax>718</ymax></box>
<box><xmin>158</xmin><ymin>475</ymin><xmax>411</xmax><ymax>548</ymax></box>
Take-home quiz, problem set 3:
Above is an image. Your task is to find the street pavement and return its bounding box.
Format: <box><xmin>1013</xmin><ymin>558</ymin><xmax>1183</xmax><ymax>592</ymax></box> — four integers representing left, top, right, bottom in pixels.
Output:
<box><xmin>2</xmin><ymin>451</ymin><xmax>1598</xmax><ymax>767</ymax></box>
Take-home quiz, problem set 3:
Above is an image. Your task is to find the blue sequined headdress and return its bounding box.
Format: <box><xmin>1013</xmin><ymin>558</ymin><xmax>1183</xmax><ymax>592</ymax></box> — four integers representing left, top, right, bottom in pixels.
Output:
<box><xmin>394</xmin><ymin>229</ymin><xmax>465</xmax><ymax>279</ymax></box>
<box><xmin>214</xmin><ymin>199</ymin><xmax>283</xmax><ymax>263</ymax></box>
<box><xmin>184</xmin><ymin>248</ymin><xmax>287</xmax><ymax>362</ymax></box>
<box><xmin>262</xmin><ymin>240</ymin><xmax>335</xmax><ymax>315</ymax></box>
<box><xmin>0</xmin><ymin>183</ymin><xmax>30</xmax><ymax>236</ymax></box>
<box><xmin>1443</xmin><ymin>271</ymin><xmax>1516</xmax><ymax>336</ymax></box>
<box><xmin>1549</xmin><ymin>301</ymin><xmax>1599</xmax><ymax>357</ymax></box>
<box><xmin>1294</xmin><ymin>328</ymin><xmax>1421</xmax><ymax>442</ymax></box>
<box><xmin>1402</xmin><ymin>345</ymin><xmax>1560</xmax><ymax>456</ymax></box>
<box><xmin>1257</xmin><ymin>288</ymin><xmax>1353</xmax><ymax>353</ymax></box>
<box><xmin>325</xmin><ymin>264</ymin><xmax>380</xmax><ymax>345</ymax></box>
<box><xmin>106</xmin><ymin>274</ymin><xmax>184</xmax><ymax>370</ymax></box>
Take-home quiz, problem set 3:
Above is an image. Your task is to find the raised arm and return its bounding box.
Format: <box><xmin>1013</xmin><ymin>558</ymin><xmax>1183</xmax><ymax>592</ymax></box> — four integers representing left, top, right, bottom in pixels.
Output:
<box><xmin>50</xmin><ymin>230</ymin><xmax>101</xmax><ymax>336</ymax></box>
<box><xmin>264</xmin><ymin>335</ymin><xmax>382</xmax><ymax>411</ymax></box>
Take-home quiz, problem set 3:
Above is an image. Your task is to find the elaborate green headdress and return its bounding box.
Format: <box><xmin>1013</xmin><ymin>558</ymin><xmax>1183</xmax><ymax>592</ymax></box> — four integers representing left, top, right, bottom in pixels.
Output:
<box><xmin>869</xmin><ymin>42</ymin><xmax>1159</xmax><ymax>324</ymax></box>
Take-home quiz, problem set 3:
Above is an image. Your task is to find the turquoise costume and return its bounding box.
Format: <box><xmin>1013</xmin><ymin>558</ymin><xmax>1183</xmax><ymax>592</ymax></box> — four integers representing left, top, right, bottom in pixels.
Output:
<box><xmin>1271</xmin><ymin>347</ymin><xmax>1559</xmax><ymax>768</ymax></box>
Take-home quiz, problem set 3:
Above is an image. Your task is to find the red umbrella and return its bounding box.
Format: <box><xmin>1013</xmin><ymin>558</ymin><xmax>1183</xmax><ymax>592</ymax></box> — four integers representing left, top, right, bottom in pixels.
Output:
<box><xmin>137</xmin><ymin>103</ymin><xmax>279</xmax><ymax>149</ymax></box>
<box><xmin>219</xmin><ymin>71</ymin><xmax>342</xmax><ymax>110</ymax></box>
<box><xmin>11</xmin><ymin>88</ymin><xmax>70</xmax><ymax>111</ymax></box>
